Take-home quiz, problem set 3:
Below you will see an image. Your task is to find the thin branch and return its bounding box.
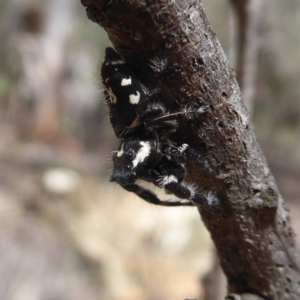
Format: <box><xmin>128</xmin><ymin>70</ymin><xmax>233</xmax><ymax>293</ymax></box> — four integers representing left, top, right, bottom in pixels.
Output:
<box><xmin>81</xmin><ymin>0</ymin><xmax>300</xmax><ymax>298</ymax></box>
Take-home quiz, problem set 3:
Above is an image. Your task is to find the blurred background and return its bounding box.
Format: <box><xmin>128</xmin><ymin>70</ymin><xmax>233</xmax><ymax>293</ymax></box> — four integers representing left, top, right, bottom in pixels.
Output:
<box><xmin>0</xmin><ymin>0</ymin><xmax>299</xmax><ymax>299</ymax></box>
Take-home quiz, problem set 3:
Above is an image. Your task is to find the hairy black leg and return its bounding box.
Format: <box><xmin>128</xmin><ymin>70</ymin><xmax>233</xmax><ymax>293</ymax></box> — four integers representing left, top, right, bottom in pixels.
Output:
<box><xmin>119</xmin><ymin>183</ymin><xmax>195</xmax><ymax>207</ymax></box>
<box><xmin>156</xmin><ymin>164</ymin><xmax>193</xmax><ymax>199</ymax></box>
<box><xmin>191</xmin><ymin>193</ymin><xmax>208</xmax><ymax>206</ymax></box>
<box><xmin>164</xmin><ymin>182</ymin><xmax>192</xmax><ymax>199</ymax></box>
<box><xmin>145</xmin><ymin>104</ymin><xmax>211</xmax><ymax>128</ymax></box>
<box><xmin>167</xmin><ymin>164</ymin><xmax>185</xmax><ymax>182</ymax></box>
<box><xmin>142</xmin><ymin>102</ymin><xmax>166</xmax><ymax>119</ymax></box>
<box><xmin>145</xmin><ymin>111</ymin><xmax>182</xmax><ymax>128</ymax></box>
<box><xmin>167</xmin><ymin>143</ymin><xmax>199</xmax><ymax>163</ymax></box>
<box><xmin>164</xmin><ymin>181</ymin><xmax>211</xmax><ymax>207</ymax></box>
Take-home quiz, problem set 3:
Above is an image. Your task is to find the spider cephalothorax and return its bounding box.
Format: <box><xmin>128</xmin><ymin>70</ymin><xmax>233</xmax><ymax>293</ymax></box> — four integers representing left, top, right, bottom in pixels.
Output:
<box><xmin>111</xmin><ymin>138</ymin><xmax>157</xmax><ymax>185</ymax></box>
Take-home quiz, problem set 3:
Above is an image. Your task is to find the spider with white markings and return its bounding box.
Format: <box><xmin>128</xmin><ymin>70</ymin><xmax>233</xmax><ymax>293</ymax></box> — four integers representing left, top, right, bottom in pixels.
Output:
<box><xmin>101</xmin><ymin>47</ymin><xmax>214</xmax><ymax>207</ymax></box>
<box><xmin>101</xmin><ymin>47</ymin><xmax>209</xmax><ymax>139</ymax></box>
<box><xmin>110</xmin><ymin>135</ymin><xmax>209</xmax><ymax>206</ymax></box>
<box><xmin>101</xmin><ymin>47</ymin><xmax>148</xmax><ymax>138</ymax></box>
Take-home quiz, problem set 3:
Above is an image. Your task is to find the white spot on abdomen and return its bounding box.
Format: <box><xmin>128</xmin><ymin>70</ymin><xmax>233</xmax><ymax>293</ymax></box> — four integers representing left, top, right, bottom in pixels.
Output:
<box><xmin>121</xmin><ymin>77</ymin><xmax>132</xmax><ymax>86</ymax></box>
<box><xmin>129</xmin><ymin>91</ymin><xmax>140</xmax><ymax>105</ymax></box>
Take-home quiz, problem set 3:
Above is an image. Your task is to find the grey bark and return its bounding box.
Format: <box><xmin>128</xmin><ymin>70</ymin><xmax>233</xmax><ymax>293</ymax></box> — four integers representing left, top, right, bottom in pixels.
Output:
<box><xmin>203</xmin><ymin>2</ymin><xmax>263</xmax><ymax>297</ymax></box>
<box><xmin>81</xmin><ymin>0</ymin><xmax>300</xmax><ymax>299</ymax></box>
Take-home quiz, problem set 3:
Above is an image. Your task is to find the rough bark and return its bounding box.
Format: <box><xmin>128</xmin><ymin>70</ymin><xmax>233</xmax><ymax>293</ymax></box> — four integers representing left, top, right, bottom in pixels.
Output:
<box><xmin>203</xmin><ymin>2</ymin><xmax>263</xmax><ymax>297</ymax></box>
<box><xmin>81</xmin><ymin>0</ymin><xmax>300</xmax><ymax>299</ymax></box>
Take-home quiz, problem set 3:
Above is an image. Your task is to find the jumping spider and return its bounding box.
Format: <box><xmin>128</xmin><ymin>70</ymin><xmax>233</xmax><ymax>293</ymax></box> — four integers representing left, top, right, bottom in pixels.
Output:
<box><xmin>101</xmin><ymin>47</ymin><xmax>213</xmax><ymax>206</ymax></box>
<box><xmin>101</xmin><ymin>47</ymin><xmax>209</xmax><ymax>138</ymax></box>
<box><xmin>110</xmin><ymin>135</ymin><xmax>212</xmax><ymax>206</ymax></box>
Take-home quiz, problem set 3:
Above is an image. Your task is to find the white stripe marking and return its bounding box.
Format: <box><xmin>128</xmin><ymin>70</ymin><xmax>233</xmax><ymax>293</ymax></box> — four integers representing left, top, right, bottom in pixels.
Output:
<box><xmin>162</xmin><ymin>175</ymin><xmax>178</xmax><ymax>186</ymax></box>
<box><xmin>132</xmin><ymin>142</ymin><xmax>151</xmax><ymax>168</ymax></box>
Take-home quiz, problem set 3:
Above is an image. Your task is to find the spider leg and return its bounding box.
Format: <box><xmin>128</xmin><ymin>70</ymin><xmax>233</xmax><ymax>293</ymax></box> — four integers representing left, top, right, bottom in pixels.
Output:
<box><xmin>145</xmin><ymin>103</ymin><xmax>211</xmax><ymax>128</ymax></box>
<box><xmin>166</xmin><ymin>143</ymin><xmax>198</xmax><ymax>163</ymax></box>
<box><xmin>157</xmin><ymin>164</ymin><xmax>191</xmax><ymax>198</ymax></box>
<box><xmin>164</xmin><ymin>181</ymin><xmax>191</xmax><ymax>198</ymax></box>
<box><xmin>133</xmin><ymin>93</ymin><xmax>166</xmax><ymax>121</ymax></box>
<box><xmin>161</xmin><ymin>177</ymin><xmax>209</xmax><ymax>207</ymax></box>
<box><xmin>191</xmin><ymin>192</ymin><xmax>208</xmax><ymax>206</ymax></box>
<box><xmin>142</xmin><ymin>102</ymin><xmax>166</xmax><ymax>119</ymax></box>
<box><xmin>145</xmin><ymin>111</ymin><xmax>183</xmax><ymax>128</ymax></box>
<box><xmin>118</xmin><ymin>183</ymin><xmax>194</xmax><ymax>207</ymax></box>
<box><xmin>159</xmin><ymin>175</ymin><xmax>207</xmax><ymax>206</ymax></box>
<box><xmin>155</xmin><ymin>161</ymin><xmax>209</xmax><ymax>206</ymax></box>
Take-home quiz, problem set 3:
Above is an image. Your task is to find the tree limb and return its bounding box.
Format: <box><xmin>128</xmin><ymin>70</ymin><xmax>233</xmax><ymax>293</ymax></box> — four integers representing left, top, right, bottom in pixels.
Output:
<box><xmin>81</xmin><ymin>0</ymin><xmax>300</xmax><ymax>298</ymax></box>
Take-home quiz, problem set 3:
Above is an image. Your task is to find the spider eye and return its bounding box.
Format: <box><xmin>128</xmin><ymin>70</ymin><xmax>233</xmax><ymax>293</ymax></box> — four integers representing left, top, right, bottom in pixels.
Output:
<box><xmin>125</xmin><ymin>150</ymin><xmax>135</xmax><ymax>160</ymax></box>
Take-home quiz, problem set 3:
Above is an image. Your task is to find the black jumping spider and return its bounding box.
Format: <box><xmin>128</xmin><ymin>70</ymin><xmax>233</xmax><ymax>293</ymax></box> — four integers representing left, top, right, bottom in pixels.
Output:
<box><xmin>101</xmin><ymin>47</ymin><xmax>208</xmax><ymax>138</ymax></box>
<box><xmin>101</xmin><ymin>47</ymin><xmax>214</xmax><ymax>207</ymax></box>
<box><xmin>110</xmin><ymin>136</ymin><xmax>210</xmax><ymax>206</ymax></box>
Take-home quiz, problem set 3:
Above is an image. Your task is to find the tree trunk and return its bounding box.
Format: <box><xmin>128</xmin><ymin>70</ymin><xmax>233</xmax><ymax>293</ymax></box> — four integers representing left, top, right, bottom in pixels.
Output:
<box><xmin>81</xmin><ymin>0</ymin><xmax>300</xmax><ymax>299</ymax></box>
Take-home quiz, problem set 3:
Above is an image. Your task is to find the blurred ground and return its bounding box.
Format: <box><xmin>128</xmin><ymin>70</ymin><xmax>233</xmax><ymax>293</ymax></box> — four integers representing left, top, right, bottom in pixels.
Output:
<box><xmin>0</xmin><ymin>135</ymin><xmax>213</xmax><ymax>300</ymax></box>
<box><xmin>0</xmin><ymin>0</ymin><xmax>299</xmax><ymax>300</ymax></box>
